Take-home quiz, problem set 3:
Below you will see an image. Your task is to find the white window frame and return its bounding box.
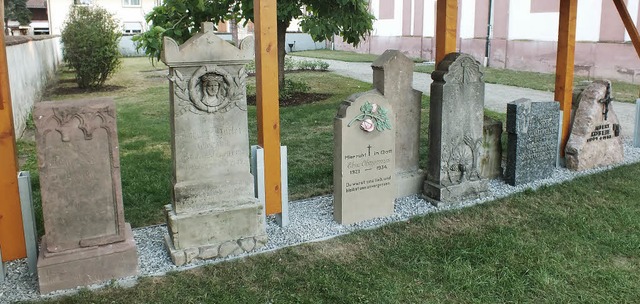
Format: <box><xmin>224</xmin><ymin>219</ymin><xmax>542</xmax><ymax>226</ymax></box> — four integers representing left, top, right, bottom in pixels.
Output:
<box><xmin>123</xmin><ymin>0</ymin><xmax>141</xmax><ymax>7</ymax></box>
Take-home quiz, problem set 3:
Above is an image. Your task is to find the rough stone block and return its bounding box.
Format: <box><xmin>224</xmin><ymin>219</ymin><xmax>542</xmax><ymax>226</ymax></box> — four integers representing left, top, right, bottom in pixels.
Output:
<box><xmin>481</xmin><ymin>116</ymin><xmax>503</xmax><ymax>179</ymax></box>
<box><xmin>37</xmin><ymin>224</ymin><xmax>138</xmax><ymax>294</ymax></box>
<box><xmin>166</xmin><ymin>201</ymin><xmax>263</xmax><ymax>250</ymax></box>
<box><xmin>566</xmin><ymin>80</ymin><xmax>624</xmax><ymax>170</ymax></box>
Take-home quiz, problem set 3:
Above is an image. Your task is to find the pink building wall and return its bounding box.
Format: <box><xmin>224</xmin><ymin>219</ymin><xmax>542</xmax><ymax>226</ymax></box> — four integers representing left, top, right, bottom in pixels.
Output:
<box><xmin>335</xmin><ymin>0</ymin><xmax>640</xmax><ymax>83</ymax></box>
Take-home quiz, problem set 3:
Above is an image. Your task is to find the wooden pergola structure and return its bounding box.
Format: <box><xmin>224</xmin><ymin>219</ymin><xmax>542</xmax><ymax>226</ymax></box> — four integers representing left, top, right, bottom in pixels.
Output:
<box><xmin>2</xmin><ymin>0</ymin><xmax>640</xmax><ymax>261</ymax></box>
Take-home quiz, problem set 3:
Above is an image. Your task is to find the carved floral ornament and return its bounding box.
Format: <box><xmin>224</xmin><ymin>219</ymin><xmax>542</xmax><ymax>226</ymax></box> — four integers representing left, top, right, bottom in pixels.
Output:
<box><xmin>347</xmin><ymin>101</ymin><xmax>392</xmax><ymax>133</ymax></box>
<box><xmin>170</xmin><ymin>64</ymin><xmax>247</xmax><ymax>115</ymax></box>
<box><xmin>46</xmin><ymin>106</ymin><xmax>115</xmax><ymax>142</ymax></box>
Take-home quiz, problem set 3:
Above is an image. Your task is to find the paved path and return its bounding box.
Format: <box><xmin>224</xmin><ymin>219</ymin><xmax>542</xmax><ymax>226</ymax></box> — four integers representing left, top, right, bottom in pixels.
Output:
<box><xmin>295</xmin><ymin>57</ymin><xmax>637</xmax><ymax>139</ymax></box>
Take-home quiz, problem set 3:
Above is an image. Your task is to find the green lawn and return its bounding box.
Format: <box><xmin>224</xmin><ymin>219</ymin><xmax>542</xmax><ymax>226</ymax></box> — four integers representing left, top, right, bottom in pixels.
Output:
<box><xmin>291</xmin><ymin>49</ymin><xmax>424</xmax><ymax>63</ymax></box>
<box><xmin>33</xmin><ymin>162</ymin><xmax>640</xmax><ymax>303</ymax></box>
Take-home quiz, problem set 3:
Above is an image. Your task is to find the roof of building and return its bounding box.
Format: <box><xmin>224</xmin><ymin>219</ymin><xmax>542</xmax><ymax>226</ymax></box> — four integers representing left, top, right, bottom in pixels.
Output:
<box><xmin>26</xmin><ymin>0</ymin><xmax>47</xmax><ymax>9</ymax></box>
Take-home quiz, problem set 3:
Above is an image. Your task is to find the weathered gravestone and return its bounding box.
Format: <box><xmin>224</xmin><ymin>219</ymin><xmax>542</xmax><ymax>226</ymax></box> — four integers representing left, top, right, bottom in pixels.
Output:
<box><xmin>372</xmin><ymin>50</ymin><xmax>423</xmax><ymax>197</ymax></box>
<box><xmin>424</xmin><ymin>53</ymin><xmax>487</xmax><ymax>204</ymax></box>
<box><xmin>162</xmin><ymin>23</ymin><xmax>266</xmax><ymax>265</ymax></box>
<box><xmin>33</xmin><ymin>98</ymin><xmax>138</xmax><ymax>293</ymax></box>
<box><xmin>481</xmin><ymin>116</ymin><xmax>503</xmax><ymax>179</ymax></box>
<box><xmin>334</xmin><ymin>91</ymin><xmax>395</xmax><ymax>225</ymax></box>
<box><xmin>566</xmin><ymin>80</ymin><xmax>624</xmax><ymax>170</ymax></box>
<box><xmin>505</xmin><ymin>99</ymin><xmax>560</xmax><ymax>185</ymax></box>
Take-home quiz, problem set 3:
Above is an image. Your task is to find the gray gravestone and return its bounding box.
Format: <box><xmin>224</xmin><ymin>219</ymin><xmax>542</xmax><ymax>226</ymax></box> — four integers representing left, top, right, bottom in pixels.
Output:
<box><xmin>33</xmin><ymin>98</ymin><xmax>138</xmax><ymax>293</ymax></box>
<box><xmin>334</xmin><ymin>91</ymin><xmax>395</xmax><ymax>225</ymax></box>
<box><xmin>372</xmin><ymin>50</ymin><xmax>423</xmax><ymax>198</ymax></box>
<box><xmin>161</xmin><ymin>23</ymin><xmax>266</xmax><ymax>266</ymax></box>
<box><xmin>481</xmin><ymin>116</ymin><xmax>503</xmax><ymax>179</ymax></box>
<box><xmin>505</xmin><ymin>99</ymin><xmax>560</xmax><ymax>186</ymax></box>
<box><xmin>423</xmin><ymin>53</ymin><xmax>487</xmax><ymax>204</ymax></box>
<box><xmin>566</xmin><ymin>80</ymin><xmax>624</xmax><ymax>170</ymax></box>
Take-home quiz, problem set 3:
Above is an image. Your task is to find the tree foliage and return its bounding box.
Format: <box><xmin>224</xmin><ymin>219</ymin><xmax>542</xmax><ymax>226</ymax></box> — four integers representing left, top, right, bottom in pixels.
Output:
<box><xmin>61</xmin><ymin>6</ymin><xmax>122</xmax><ymax>89</ymax></box>
<box><xmin>133</xmin><ymin>0</ymin><xmax>374</xmax><ymax>87</ymax></box>
<box><xmin>4</xmin><ymin>0</ymin><xmax>31</xmax><ymax>25</ymax></box>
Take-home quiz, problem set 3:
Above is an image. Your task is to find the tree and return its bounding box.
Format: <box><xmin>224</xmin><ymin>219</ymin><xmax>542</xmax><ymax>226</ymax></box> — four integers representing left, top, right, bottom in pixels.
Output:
<box><xmin>133</xmin><ymin>0</ymin><xmax>374</xmax><ymax>88</ymax></box>
<box><xmin>61</xmin><ymin>6</ymin><xmax>122</xmax><ymax>89</ymax></box>
<box><xmin>4</xmin><ymin>0</ymin><xmax>31</xmax><ymax>26</ymax></box>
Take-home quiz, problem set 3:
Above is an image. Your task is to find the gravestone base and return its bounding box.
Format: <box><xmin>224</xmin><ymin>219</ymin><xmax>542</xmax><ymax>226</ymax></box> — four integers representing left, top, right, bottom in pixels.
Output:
<box><xmin>164</xmin><ymin>201</ymin><xmax>265</xmax><ymax>266</ymax></box>
<box><xmin>37</xmin><ymin>223</ymin><xmax>138</xmax><ymax>294</ymax></box>
<box><xmin>164</xmin><ymin>234</ymin><xmax>267</xmax><ymax>266</ymax></box>
<box><xmin>423</xmin><ymin>179</ymin><xmax>488</xmax><ymax>206</ymax></box>
<box><xmin>396</xmin><ymin>169</ymin><xmax>424</xmax><ymax>198</ymax></box>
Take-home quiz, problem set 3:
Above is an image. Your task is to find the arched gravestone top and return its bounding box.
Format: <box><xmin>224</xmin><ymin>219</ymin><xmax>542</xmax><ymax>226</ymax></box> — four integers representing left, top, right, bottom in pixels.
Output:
<box><xmin>161</xmin><ymin>22</ymin><xmax>254</xmax><ymax>66</ymax></box>
<box><xmin>424</xmin><ymin>52</ymin><xmax>488</xmax><ymax>204</ymax></box>
<box><xmin>431</xmin><ymin>52</ymin><xmax>484</xmax><ymax>84</ymax></box>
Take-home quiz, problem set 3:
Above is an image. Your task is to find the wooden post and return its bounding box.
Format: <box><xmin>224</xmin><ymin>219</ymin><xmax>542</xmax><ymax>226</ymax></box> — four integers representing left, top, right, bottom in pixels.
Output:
<box><xmin>435</xmin><ymin>0</ymin><xmax>458</xmax><ymax>64</ymax></box>
<box><xmin>554</xmin><ymin>0</ymin><xmax>577</xmax><ymax>155</ymax></box>
<box><xmin>613</xmin><ymin>0</ymin><xmax>640</xmax><ymax>60</ymax></box>
<box><xmin>0</xmin><ymin>1</ymin><xmax>27</xmax><ymax>261</ymax></box>
<box><xmin>254</xmin><ymin>0</ymin><xmax>282</xmax><ymax>215</ymax></box>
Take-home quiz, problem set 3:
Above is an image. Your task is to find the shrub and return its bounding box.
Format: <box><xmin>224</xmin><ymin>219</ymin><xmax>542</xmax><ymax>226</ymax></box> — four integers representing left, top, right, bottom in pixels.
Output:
<box><xmin>61</xmin><ymin>5</ymin><xmax>122</xmax><ymax>89</ymax></box>
<box><xmin>284</xmin><ymin>57</ymin><xmax>296</xmax><ymax>71</ymax></box>
<box><xmin>280</xmin><ymin>79</ymin><xmax>310</xmax><ymax>100</ymax></box>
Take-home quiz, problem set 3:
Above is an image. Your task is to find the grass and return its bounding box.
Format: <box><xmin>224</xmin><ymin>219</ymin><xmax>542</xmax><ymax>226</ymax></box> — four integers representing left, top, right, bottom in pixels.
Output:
<box><xmin>31</xmin><ymin>162</ymin><xmax>640</xmax><ymax>303</ymax></box>
<box><xmin>296</xmin><ymin>49</ymin><xmax>639</xmax><ymax>103</ymax></box>
<box><xmin>291</xmin><ymin>49</ymin><xmax>423</xmax><ymax>63</ymax></box>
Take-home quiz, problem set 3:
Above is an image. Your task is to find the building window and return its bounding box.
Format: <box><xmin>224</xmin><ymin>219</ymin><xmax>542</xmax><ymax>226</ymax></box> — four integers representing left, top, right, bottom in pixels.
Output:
<box><xmin>123</xmin><ymin>0</ymin><xmax>141</xmax><ymax>7</ymax></box>
<box><xmin>123</xmin><ymin>22</ymin><xmax>143</xmax><ymax>35</ymax></box>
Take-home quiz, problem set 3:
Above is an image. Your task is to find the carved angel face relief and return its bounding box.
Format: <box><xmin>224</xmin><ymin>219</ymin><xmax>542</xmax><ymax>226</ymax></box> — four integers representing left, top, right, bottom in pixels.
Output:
<box><xmin>200</xmin><ymin>72</ymin><xmax>229</xmax><ymax>108</ymax></box>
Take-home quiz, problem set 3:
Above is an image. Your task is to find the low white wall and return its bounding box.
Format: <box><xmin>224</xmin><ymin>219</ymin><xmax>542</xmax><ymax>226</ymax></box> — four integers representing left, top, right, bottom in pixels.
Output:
<box><xmin>6</xmin><ymin>36</ymin><xmax>62</xmax><ymax>135</ymax></box>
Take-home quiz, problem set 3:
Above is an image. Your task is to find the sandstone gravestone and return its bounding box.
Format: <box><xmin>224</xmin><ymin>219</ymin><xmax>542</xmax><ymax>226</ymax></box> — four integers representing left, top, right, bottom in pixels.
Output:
<box><xmin>566</xmin><ymin>80</ymin><xmax>624</xmax><ymax>170</ymax></box>
<box><xmin>334</xmin><ymin>91</ymin><xmax>395</xmax><ymax>225</ymax></box>
<box><xmin>33</xmin><ymin>98</ymin><xmax>138</xmax><ymax>293</ymax></box>
<box><xmin>372</xmin><ymin>50</ymin><xmax>423</xmax><ymax>197</ymax></box>
<box><xmin>424</xmin><ymin>53</ymin><xmax>487</xmax><ymax>204</ymax></box>
<box><xmin>481</xmin><ymin>116</ymin><xmax>503</xmax><ymax>179</ymax></box>
<box><xmin>162</xmin><ymin>22</ymin><xmax>266</xmax><ymax>266</ymax></box>
<box><xmin>505</xmin><ymin>99</ymin><xmax>560</xmax><ymax>185</ymax></box>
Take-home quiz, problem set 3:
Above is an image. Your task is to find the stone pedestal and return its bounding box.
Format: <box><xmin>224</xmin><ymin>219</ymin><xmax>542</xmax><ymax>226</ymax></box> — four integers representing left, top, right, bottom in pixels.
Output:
<box><xmin>423</xmin><ymin>53</ymin><xmax>488</xmax><ymax>205</ymax></box>
<box><xmin>161</xmin><ymin>23</ymin><xmax>266</xmax><ymax>265</ymax></box>
<box><xmin>33</xmin><ymin>98</ymin><xmax>138</xmax><ymax>293</ymax></box>
<box><xmin>37</xmin><ymin>224</ymin><xmax>138</xmax><ymax>294</ymax></box>
<box><xmin>372</xmin><ymin>50</ymin><xmax>423</xmax><ymax>198</ymax></box>
<box><xmin>480</xmin><ymin>116</ymin><xmax>503</xmax><ymax>179</ymax></box>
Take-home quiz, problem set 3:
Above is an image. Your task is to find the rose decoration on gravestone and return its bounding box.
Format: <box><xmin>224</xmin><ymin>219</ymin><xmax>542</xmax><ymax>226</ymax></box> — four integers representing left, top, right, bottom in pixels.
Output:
<box><xmin>348</xmin><ymin>101</ymin><xmax>392</xmax><ymax>132</ymax></box>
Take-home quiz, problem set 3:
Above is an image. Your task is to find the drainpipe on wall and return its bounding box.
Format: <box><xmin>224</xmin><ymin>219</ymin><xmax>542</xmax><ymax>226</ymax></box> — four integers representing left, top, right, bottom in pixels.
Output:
<box><xmin>484</xmin><ymin>0</ymin><xmax>495</xmax><ymax>67</ymax></box>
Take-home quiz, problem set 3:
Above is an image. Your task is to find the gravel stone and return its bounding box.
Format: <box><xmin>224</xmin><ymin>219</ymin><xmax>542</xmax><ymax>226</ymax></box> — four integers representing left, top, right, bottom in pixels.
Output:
<box><xmin>2</xmin><ymin>142</ymin><xmax>640</xmax><ymax>303</ymax></box>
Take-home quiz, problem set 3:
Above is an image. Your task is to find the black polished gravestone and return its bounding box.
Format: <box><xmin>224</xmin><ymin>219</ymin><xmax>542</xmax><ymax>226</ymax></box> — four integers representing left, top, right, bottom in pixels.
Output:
<box><xmin>505</xmin><ymin>98</ymin><xmax>560</xmax><ymax>186</ymax></box>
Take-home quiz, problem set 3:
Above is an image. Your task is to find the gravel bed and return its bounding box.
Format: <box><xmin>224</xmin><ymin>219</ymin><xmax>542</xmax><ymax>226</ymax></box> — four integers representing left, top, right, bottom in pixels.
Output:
<box><xmin>3</xmin><ymin>142</ymin><xmax>640</xmax><ymax>303</ymax></box>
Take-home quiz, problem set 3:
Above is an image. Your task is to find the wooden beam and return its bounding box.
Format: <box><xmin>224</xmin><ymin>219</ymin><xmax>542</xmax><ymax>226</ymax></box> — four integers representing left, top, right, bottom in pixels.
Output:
<box><xmin>0</xmin><ymin>1</ymin><xmax>27</xmax><ymax>261</ymax></box>
<box><xmin>554</xmin><ymin>0</ymin><xmax>577</xmax><ymax>156</ymax></box>
<box><xmin>435</xmin><ymin>0</ymin><xmax>458</xmax><ymax>64</ymax></box>
<box><xmin>254</xmin><ymin>0</ymin><xmax>282</xmax><ymax>215</ymax></box>
<box><xmin>613</xmin><ymin>0</ymin><xmax>640</xmax><ymax>60</ymax></box>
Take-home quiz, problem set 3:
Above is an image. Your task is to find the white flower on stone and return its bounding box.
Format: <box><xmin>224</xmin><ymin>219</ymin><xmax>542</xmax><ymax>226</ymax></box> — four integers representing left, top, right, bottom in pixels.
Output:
<box><xmin>361</xmin><ymin>118</ymin><xmax>375</xmax><ymax>132</ymax></box>
<box><xmin>371</xmin><ymin>103</ymin><xmax>378</xmax><ymax>113</ymax></box>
